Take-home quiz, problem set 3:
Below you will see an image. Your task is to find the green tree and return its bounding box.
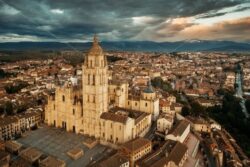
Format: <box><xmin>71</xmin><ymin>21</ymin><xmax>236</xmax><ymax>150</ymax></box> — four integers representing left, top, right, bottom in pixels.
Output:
<box><xmin>181</xmin><ymin>106</ymin><xmax>190</xmax><ymax>116</ymax></box>
<box><xmin>5</xmin><ymin>101</ymin><xmax>14</xmax><ymax>115</ymax></box>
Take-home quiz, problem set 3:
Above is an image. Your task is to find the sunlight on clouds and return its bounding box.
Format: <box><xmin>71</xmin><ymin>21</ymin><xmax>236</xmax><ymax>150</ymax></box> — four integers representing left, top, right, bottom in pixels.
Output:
<box><xmin>50</xmin><ymin>9</ymin><xmax>64</xmax><ymax>14</ymax></box>
<box><xmin>195</xmin><ymin>3</ymin><xmax>250</xmax><ymax>25</ymax></box>
<box><xmin>132</xmin><ymin>16</ymin><xmax>159</xmax><ymax>25</ymax></box>
<box><xmin>0</xmin><ymin>4</ymin><xmax>20</xmax><ymax>15</ymax></box>
<box><xmin>0</xmin><ymin>33</ymin><xmax>41</xmax><ymax>42</ymax></box>
<box><xmin>37</xmin><ymin>25</ymin><xmax>53</xmax><ymax>31</ymax></box>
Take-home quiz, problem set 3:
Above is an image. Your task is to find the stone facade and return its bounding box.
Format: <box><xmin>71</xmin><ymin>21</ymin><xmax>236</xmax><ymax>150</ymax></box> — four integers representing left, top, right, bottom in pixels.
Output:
<box><xmin>45</xmin><ymin>36</ymin><xmax>159</xmax><ymax>144</ymax></box>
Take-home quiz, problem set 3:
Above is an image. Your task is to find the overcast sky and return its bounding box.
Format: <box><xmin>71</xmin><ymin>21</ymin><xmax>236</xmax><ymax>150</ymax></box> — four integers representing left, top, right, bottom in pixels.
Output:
<box><xmin>0</xmin><ymin>0</ymin><xmax>249</xmax><ymax>42</ymax></box>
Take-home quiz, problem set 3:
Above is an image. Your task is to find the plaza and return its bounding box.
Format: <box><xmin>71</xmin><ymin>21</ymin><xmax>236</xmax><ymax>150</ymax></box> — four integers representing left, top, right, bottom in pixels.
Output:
<box><xmin>17</xmin><ymin>124</ymin><xmax>113</xmax><ymax>167</ymax></box>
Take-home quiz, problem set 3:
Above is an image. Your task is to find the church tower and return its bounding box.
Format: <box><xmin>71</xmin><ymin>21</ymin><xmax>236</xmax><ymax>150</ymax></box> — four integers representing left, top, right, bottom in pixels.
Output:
<box><xmin>82</xmin><ymin>35</ymin><xmax>108</xmax><ymax>138</ymax></box>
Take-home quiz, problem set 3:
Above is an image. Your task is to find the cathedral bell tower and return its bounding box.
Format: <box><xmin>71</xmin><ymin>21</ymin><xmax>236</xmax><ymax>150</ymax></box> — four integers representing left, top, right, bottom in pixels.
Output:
<box><xmin>82</xmin><ymin>35</ymin><xmax>108</xmax><ymax>138</ymax></box>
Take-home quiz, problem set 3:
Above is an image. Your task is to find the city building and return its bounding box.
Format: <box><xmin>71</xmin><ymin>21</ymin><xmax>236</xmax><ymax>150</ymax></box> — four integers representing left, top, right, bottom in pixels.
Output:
<box><xmin>120</xmin><ymin>137</ymin><xmax>152</xmax><ymax>167</ymax></box>
<box><xmin>0</xmin><ymin>111</ymin><xmax>41</xmax><ymax>141</ymax></box>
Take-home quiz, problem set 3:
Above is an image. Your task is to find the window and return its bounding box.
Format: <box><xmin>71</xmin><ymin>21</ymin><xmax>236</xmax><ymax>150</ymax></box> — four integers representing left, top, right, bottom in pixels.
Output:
<box><xmin>74</xmin><ymin>96</ymin><xmax>77</xmax><ymax>105</ymax></box>
<box><xmin>62</xmin><ymin>95</ymin><xmax>65</xmax><ymax>102</ymax></box>
<box><xmin>73</xmin><ymin>109</ymin><xmax>75</xmax><ymax>115</ymax></box>
<box><xmin>81</xmin><ymin>109</ymin><xmax>83</xmax><ymax>116</ymax></box>
<box><xmin>110</xmin><ymin>135</ymin><xmax>113</xmax><ymax>140</ymax></box>
<box><xmin>120</xmin><ymin>125</ymin><xmax>121</xmax><ymax>130</ymax></box>
<box><xmin>103</xmin><ymin>133</ymin><xmax>105</xmax><ymax>137</ymax></box>
<box><xmin>53</xmin><ymin>104</ymin><xmax>55</xmax><ymax>110</ymax></box>
<box><xmin>135</xmin><ymin>102</ymin><xmax>137</xmax><ymax>106</ymax></box>
<box><xmin>90</xmin><ymin>60</ymin><xmax>93</xmax><ymax>67</ymax></box>
<box><xmin>88</xmin><ymin>74</ymin><xmax>90</xmax><ymax>85</ymax></box>
<box><xmin>93</xmin><ymin>96</ymin><xmax>95</xmax><ymax>103</ymax></box>
<box><xmin>93</xmin><ymin>75</ymin><xmax>95</xmax><ymax>85</ymax></box>
<box><xmin>128</xmin><ymin>101</ymin><xmax>130</xmax><ymax>105</ymax></box>
<box><xmin>145</xmin><ymin>103</ymin><xmax>147</xmax><ymax>107</ymax></box>
<box><xmin>87</xmin><ymin>95</ymin><xmax>90</xmax><ymax>102</ymax></box>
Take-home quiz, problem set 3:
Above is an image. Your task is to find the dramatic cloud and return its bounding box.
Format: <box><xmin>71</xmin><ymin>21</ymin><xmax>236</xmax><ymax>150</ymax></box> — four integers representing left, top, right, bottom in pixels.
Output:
<box><xmin>0</xmin><ymin>0</ymin><xmax>249</xmax><ymax>42</ymax></box>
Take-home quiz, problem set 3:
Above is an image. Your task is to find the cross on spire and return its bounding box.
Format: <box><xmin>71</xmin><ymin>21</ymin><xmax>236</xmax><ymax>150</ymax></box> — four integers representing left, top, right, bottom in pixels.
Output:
<box><xmin>93</xmin><ymin>34</ymin><xmax>98</xmax><ymax>45</ymax></box>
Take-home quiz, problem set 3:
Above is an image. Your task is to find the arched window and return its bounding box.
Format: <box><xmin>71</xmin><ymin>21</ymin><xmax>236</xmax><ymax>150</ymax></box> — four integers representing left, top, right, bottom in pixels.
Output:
<box><xmin>62</xmin><ymin>95</ymin><xmax>65</xmax><ymax>102</ymax></box>
<box><xmin>90</xmin><ymin>60</ymin><xmax>93</xmax><ymax>67</ymax></box>
<box><xmin>88</xmin><ymin>74</ymin><xmax>90</xmax><ymax>85</ymax></box>
<box><xmin>145</xmin><ymin>102</ymin><xmax>147</xmax><ymax>107</ymax></box>
<box><xmin>74</xmin><ymin>95</ymin><xmax>77</xmax><ymax>105</ymax></box>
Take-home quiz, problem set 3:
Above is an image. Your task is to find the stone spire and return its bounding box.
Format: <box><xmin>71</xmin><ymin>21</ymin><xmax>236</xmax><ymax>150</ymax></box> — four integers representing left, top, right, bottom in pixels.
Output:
<box><xmin>88</xmin><ymin>34</ymin><xmax>103</xmax><ymax>56</ymax></box>
<box><xmin>93</xmin><ymin>34</ymin><xmax>98</xmax><ymax>45</ymax></box>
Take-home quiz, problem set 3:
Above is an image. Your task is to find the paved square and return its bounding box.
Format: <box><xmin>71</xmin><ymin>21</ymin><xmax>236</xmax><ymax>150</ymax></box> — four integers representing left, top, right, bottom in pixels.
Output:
<box><xmin>17</xmin><ymin>124</ymin><xmax>111</xmax><ymax>167</ymax></box>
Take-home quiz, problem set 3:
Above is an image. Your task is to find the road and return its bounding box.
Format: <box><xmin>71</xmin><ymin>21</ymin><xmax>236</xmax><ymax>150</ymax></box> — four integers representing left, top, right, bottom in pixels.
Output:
<box><xmin>235</xmin><ymin>71</ymin><xmax>249</xmax><ymax>118</ymax></box>
<box><xmin>145</xmin><ymin>121</ymin><xmax>156</xmax><ymax>140</ymax></box>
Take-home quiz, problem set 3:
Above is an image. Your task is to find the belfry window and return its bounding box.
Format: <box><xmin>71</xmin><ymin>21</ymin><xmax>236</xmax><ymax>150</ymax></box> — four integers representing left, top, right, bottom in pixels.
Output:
<box><xmin>88</xmin><ymin>74</ymin><xmax>90</xmax><ymax>85</ymax></box>
<box><xmin>74</xmin><ymin>95</ymin><xmax>77</xmax><ymax>105</ymax></box>
<box><xmin>62</xmin><ymin>95</ymin><xmax>65</xmax><ymax>102</ymax></box>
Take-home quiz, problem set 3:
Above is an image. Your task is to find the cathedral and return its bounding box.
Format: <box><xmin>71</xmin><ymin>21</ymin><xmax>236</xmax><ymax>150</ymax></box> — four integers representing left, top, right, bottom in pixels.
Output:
<box><xmin>45</xmin><ymin>36</ymin><xmax>159</xmax><ymax>146</ymax></box>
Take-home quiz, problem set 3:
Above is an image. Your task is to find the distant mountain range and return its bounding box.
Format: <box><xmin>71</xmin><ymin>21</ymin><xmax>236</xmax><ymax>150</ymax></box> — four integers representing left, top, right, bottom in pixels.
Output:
<box><xmin>0</xmin><ymin>40</ymin><xmax>250</xmax><ymax>52</ymax></box>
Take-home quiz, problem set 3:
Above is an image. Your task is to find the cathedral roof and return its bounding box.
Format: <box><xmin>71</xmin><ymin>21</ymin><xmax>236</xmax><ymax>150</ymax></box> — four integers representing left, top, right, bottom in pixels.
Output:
<box><xmin>100</xmin><ymin>112</ymin><xmax>128</xmax><ymax>124</ymax></box>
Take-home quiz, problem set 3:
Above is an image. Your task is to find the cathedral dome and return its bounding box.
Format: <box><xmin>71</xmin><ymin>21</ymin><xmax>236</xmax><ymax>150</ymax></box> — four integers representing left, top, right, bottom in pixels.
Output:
<box><xmin>144</xmin><ymin>80</ymin><xmax>154</xmax><ymax>93</ymax></box>
<box><xmin>88</xmin><ymin>35</ymin><xmax>103</xmax><ymax>56</ymax></box>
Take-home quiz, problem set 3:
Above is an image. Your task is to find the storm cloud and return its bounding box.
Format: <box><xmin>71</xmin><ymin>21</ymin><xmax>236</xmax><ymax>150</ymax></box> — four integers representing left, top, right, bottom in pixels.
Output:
<box><xmin>0</xmin><ymin>0</ymin><xmax>249</xmax><ymax>42</ymax></box>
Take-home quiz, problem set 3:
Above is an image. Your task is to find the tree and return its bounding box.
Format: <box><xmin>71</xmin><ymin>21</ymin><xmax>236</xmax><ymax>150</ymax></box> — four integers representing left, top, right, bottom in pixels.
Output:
<box><xmin>5</xmin><ymin>101</ymin><xmax>14</xmax><ymax>115</ymax></box>
<box><xmin>181</xmin><ymin>106</ymin><xmax>190</xmax><ymax>116</ymax></box>
<box><xmin>208</xmin><ymin>92</ymin><xmax>250</xmax><ymax>157</ymax></box>
<box><xmin>190</xmin><ymin>101</ymin><xmax>205</xmax><ymax>116</ymax></box>
<box><xmin>151</xmin><ymin>77</ymin><xmax>173</xmax><ymax>92</ymax></box>
<box><xmin>4</xmin><ymin>81</ymin><xmax>29</xmax><ymax>94</ymax></box>
<box><xmin>246</xmin><ymin>99</ymin><xmax>250</xmax><ymax>114</ymax></box>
